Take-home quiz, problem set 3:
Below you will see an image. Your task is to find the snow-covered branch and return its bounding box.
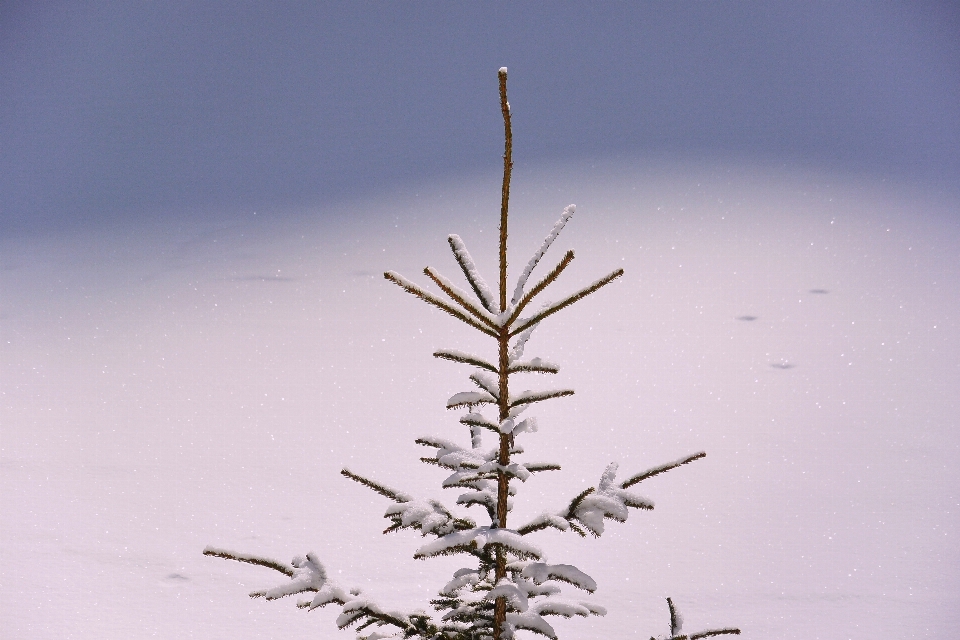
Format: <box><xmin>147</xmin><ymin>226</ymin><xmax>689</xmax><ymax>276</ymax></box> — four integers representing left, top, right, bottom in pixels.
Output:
<box><xmin>252</xmin><ymin>553</ymin><xmax>328</xmax><ymax>600</ymax></box>
<box><xmin>414</xmin><ymin>527</ymin><xmax>543</xmax><ymax>561</ymax></box>
<box><xmin>203</xmin><ymin>547</ymin><xmax>425</xmax><ymax>637</ymax></box>
<box><xmin>510</xmin><ymin>204</ymin><xmax>576</xmax><ymax>307</ymax></box>
<box><xmin>448</xmin><ymin>235</ymin><xmax>497</xmax><ymax>313</ymax></box>
<box><xmin>653</xmin><ymin>598</ymin><xmax>741</xmax><ymax>640</ymax></box>
<box><xmin>508</xmin><ymin>388</ymin><xmax>574</xmax><ymax>410</ymax></box>
<box><xmin>459</xmin><ymin>412</ymin><xmax>499</xmax><ymax>435</ymax></box>
<box><xmin>470</xmin><ymin>370</ymin><xmax>500</xmax><ymax>399</ymax></box>
<box><xmin>516</xmin><ymin>513</ymin><xmax>572</xmax><ymax>536</ymax></box>
<box><xmin>507</xmin><ymin>357</ymin><xmax>559</xmax><ymax>374</ymax></box>
<box><xmin>521</xmin><ymin>563</ymin><xmax>597</xmax><ymax>592</ymax></box>
<box><xmin>508</xmin><ymin>321</ymin><xmax>539</xmax><ymax>363</ymax></box>
<box><xmin>447</xmin><ymin>390</ymin><xmax>497</xmax><ymax>410</ymax></box>
<box><xmin>566</xmin><ymin>463</ymin><xmax>654</xmax><ymax>536</ymax></box>
<box><xmin>341</xmin><ymin>467</ymin><xmax>475</xmax><ymax>536</ymax></box>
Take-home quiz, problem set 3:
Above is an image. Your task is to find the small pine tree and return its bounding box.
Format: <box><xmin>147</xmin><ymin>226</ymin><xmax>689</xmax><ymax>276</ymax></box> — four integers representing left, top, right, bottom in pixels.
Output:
<box><xmin>204</xmin><ymin>68</ymin><xmax>739</xmax><ymax>640</ymax></box>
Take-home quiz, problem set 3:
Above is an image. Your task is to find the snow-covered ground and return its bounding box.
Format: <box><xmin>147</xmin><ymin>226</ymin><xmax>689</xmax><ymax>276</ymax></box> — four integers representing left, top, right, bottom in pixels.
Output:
<box><xmin>2</xmin><ymin>160</ymin><xmax>958</xmax><ymax>639</ymax></box>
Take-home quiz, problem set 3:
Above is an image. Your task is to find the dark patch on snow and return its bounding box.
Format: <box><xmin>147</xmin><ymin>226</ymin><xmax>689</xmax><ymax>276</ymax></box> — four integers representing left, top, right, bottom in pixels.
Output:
<box><xmin>736</xmin><ymin>315</ymin><xmax>758</xmax><ymax>321</ymax></box>
<box><xmin>770</xmin><ymin>362</ymin><xmax>796</xmax><ymax>369</ymax></box>
<box><xmin>808</xmin><ymin>289</ymin><xmax>829</xmax><ymax>294</ymax></box>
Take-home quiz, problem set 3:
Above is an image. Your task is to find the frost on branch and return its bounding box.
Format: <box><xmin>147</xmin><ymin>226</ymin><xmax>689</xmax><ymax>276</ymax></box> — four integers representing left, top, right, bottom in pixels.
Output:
<box><xmin>511</xmin><ymin>205</ymin><xmax>576</xmax><ymax>307</ymax></box>
<box><xmin>448</xmin><ymin>234</ymin><xmax>497</xmax><ymax>313</ymax></box>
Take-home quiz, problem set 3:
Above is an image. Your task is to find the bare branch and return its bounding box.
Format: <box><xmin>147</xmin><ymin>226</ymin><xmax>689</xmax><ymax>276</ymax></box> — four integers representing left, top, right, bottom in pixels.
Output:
<box><xmin>341</xmin><ymin>468</ymin><xmax>411</xmax><ymax>503</ymax></box>
<box><xmin>424</xmin><ymin>266</ymin><xmax>498</xmax><ymax>330</ymax></box>
<box><xmin>384</xmin><ymin>271</ymin><xmax>497</xmax><ymax>337</ymax></box>
<box><xmin>563</xmin><ymin>487</ymin><xmax>596</xmax><ymax>520</ymax></box>
<box><xmin>203</xmin><ymin>546</ymin><xmax>294</xmax><ymax>577</ymax></box>
<box><xmin>509</xmin><ymin>268</ymin><xmax>624</xmax><ymax>337</ymax></box>
<box><xmin>620</xmin><ymin>452</ymin><xmax>706</xmax><ymax>489</ymax></box>
<box><xmin>336</xmin><ymin>604</ymin><xmax>411</xmax><ymax>632</ymax></box>
<box><xmin>433</xmin><ymin>349</ymin><xmax>498</xmax><ymax>373</ymax></box>
<box><xmin>690</xmin><ymin>629</ymin><xmax>741</xmax><ymax>639</ymax></box>
<box><xmin>506</xmin><ymin>250</ymin><xmax>575</xmax><ymax>326</ymax></box>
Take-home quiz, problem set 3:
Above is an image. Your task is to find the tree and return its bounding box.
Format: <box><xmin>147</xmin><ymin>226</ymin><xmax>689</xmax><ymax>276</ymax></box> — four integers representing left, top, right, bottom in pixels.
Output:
<box><xmin>204</xmin><ymin>68</ymin><xmax>739</xmax><ymax>640</ymax></box>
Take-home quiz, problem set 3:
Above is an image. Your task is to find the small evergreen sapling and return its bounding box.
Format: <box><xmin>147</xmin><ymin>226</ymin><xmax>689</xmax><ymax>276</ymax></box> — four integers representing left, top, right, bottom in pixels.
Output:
<box><xmin>204</xmin><ymin>68</ymin><xmax>739</xmax><ymax>640</ymax></box>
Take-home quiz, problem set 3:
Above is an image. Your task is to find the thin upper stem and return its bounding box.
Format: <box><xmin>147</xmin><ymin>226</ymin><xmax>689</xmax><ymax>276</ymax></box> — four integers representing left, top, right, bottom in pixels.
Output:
<box><xmin>494</xmin><ymin>65</ymin><xmax>512</xmax><ymax>640</ymax></box>
<box><xmin>498</xmin><ymin>68</ymin><xmax>512</xmax><ymax>314</ymax></box>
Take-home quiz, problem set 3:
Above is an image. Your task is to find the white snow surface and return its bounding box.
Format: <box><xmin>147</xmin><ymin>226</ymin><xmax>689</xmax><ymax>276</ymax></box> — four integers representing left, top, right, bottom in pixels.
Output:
<box><xmin>2</xmin><ymin>161</ymin><xmax>959</xmax><ymax>639</ymax></box>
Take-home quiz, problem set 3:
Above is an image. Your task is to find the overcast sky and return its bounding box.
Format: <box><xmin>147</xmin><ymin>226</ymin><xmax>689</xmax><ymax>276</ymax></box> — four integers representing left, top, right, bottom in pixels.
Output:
<box><xmin>2</xmin><ymin>1</ymin><xmax>959</xmax><ymax>234</ymax></box>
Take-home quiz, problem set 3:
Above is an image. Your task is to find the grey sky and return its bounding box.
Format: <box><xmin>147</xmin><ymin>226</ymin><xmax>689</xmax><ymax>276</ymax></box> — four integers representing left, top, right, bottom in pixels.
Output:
<box><xmin>2</xmin><ymin>1</ymin><xmax>958</xmax><ymax>233</ymax></box>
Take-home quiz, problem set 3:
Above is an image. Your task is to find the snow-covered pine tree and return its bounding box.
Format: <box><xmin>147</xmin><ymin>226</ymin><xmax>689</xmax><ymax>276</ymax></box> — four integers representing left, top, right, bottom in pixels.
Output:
<box><xmin>204</xmin><ymin>68</ymin><xmax>739</xmax><ymax>640</ymax></box>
